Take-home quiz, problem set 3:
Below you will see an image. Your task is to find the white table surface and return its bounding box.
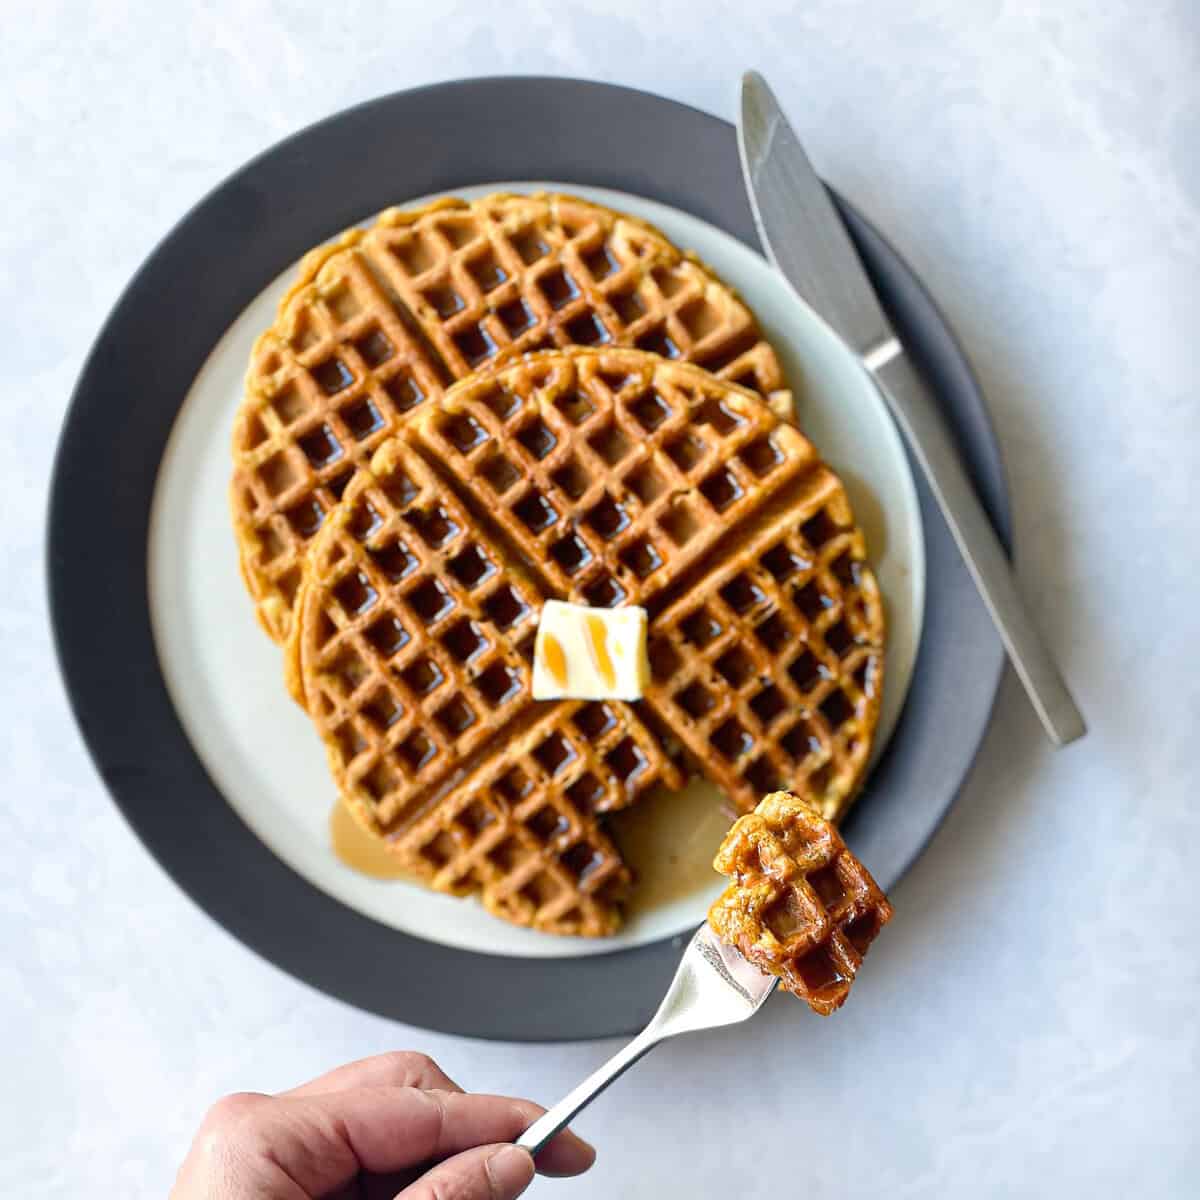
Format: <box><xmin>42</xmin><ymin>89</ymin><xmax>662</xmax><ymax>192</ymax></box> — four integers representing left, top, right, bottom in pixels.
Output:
<box><xmin>4</xmin><ymin>1</ymin><xmax>1197</xmax><ymax>1195</ymax></box>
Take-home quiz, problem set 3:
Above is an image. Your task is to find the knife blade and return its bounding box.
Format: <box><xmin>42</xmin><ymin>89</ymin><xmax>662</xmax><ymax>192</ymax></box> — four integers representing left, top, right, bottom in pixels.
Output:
<box><xmin>739</xmin><ymin>70</ymin><xmax>1085</xmax><ymax>746</ymax></box>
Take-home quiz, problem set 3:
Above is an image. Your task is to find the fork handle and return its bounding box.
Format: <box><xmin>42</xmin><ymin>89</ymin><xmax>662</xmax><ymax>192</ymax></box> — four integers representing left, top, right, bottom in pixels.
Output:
<box><xmin>515</xmin><ymin>1025</ymin><xmax>661</xmax><ymax>1157</ymax></box>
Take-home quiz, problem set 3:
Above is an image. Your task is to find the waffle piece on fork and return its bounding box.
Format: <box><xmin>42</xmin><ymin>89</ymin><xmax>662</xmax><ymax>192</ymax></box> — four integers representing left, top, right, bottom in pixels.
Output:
<box><xmin>708</xmin><ymin>791</ymin><xmax>893</xmax><ymax>1013</ymax></box>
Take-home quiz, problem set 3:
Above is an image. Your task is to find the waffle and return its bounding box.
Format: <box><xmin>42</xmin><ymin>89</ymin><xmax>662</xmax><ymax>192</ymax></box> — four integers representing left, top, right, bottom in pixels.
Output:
<box><xmin>646</xmin><ymin>472</ymin><xmax>882</xmax><ymax>822</ymax></box>
<box><xmin>396</xmin><ymin>704</ymin><xmax>675</xmax><ymax>936</ymax></box>
<box><xmin>292</xmin><ymin>433</ymin><xmax>685</xmax><ymax>935</ymax></box>
<box><xmin>231</xmin><ymin>192</ymin><xmax>791</xmax><ymax>644</ymax></box>
<box><xmin>708</xmin><ymin>791</ymin><xmax>893</xmax><ymax>1014</ymax></box>
<box><xmin>411</xmin><ymin>349</ymin><xmax>884</xmax><ymax>822</ymax></box>
<box><xmin>292</xmin><ymin>349</ymin><xmax>884</xmax><ymax>934</ymax></box>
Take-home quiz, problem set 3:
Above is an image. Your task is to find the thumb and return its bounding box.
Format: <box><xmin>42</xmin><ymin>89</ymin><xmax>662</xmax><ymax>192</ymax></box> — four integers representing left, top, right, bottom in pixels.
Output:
<box><xmin>396</xmin><ymin>1143</ymin><xmax>534</xmax><ymax>1200</ymax></box>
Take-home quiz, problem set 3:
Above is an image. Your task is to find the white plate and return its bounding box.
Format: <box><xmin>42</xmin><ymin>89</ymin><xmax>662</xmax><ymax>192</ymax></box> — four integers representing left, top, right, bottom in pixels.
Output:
<box><xmin>147</xmin><ymin>182</ymin><xmax>925</xmax><ymax>959</ymax></box>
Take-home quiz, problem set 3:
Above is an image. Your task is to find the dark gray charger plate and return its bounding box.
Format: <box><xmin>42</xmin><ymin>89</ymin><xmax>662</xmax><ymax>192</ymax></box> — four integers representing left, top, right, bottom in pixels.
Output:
<box><xmin>48</xmin><ymin>78</ymin><xmax>1010</xmax><ymax>1041</ymax></box>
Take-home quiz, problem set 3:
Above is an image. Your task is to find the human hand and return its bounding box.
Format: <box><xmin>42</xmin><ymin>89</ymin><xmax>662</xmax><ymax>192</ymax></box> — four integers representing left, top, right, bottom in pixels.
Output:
<box><xmin>170</xmin><ymin>1050</ymin><xmax>594</xmax><ymax>1198</ymax></box>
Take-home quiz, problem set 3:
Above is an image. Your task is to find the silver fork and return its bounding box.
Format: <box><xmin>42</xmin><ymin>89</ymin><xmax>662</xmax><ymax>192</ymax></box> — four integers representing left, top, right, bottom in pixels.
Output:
<box><xmin>516</xmin><ymin>924</ymin><xmax>777</xmax><ymax>1155</ymax></box>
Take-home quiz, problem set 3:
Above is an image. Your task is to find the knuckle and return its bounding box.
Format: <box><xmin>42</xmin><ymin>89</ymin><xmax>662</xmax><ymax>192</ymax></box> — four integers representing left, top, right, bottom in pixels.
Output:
<box><xmin>200</xmin><ymin>1091</ymin><xmax>268</xmax><ymax>1146</ymax></box>
<box><xmin>395</xmin><ymin>1050</ymin><xmax>441</xmax><ymax>1076</ymax></box>
<box><xmin>419</xmin><ymin>1086</ymin><xmax>450</xmax><ymax>1147</ymax></box>
<box><xmin>510</xmin><ymin>1098</ymin><xmax>542</xmax><ymax>1123</ymax></box>
<box><xmin>371</xmin><ymin>1049</ymin><xmax>442</xmax><ymax>1087</ymax></box>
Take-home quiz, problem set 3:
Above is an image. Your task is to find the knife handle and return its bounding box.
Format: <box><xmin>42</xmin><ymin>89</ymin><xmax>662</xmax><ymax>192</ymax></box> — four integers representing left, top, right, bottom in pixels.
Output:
<box><xmin>870</xmin><ymin>347</ymin><xmax>1086</xmax><ymax>746</ymax></box>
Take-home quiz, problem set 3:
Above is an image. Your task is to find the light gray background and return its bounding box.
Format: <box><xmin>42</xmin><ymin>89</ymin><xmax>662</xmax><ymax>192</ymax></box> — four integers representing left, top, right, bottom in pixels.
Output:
<box><xmin>4</xmin><ymin>1</ymin><xmax>1197</xmax><ymax>1195</ymax></box>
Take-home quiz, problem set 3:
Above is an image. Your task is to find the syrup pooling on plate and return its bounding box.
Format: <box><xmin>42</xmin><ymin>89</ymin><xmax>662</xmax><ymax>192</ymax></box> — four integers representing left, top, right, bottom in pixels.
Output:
<box><xmin>609</xmin><ymin>779</ymin><xmax>735</xmax><ymax>917</ymax></box>
<box><xmin>330</xmin><ymin>798</ymin><xmax>416</xmax><ymax>880</ymax></box>
<box><xmin>332</xmin><ymin>777</ymin><xmax>738</xmax><ymax>923</ymax></box>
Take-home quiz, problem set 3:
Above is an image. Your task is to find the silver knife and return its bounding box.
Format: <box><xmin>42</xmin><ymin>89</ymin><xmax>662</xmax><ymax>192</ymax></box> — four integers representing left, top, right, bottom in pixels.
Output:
<box><xmin>739</xmin><ymin>71</ymin><xmax>1085</xmax><ymax>746</ymax></box>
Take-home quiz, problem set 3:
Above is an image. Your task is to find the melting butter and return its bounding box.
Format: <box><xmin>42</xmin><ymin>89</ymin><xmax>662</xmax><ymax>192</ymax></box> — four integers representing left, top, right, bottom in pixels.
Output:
<box><xmin>532</xmin><ymin>600</ymin><xmax>647</xmax><ymax>701</ymax></box>
<box><xmin>542</xmin><ymin>631</ymin><xmax>568</xmax><ymax>688</ymax></box>
<box><xmin>585</xmin><ymin>613</ymin><xmax>617</xmax><ymax>691</ymax></box>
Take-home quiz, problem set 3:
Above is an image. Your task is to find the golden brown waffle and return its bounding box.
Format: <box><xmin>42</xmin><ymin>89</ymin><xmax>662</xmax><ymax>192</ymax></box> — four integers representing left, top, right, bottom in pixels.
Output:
<box><xmin>292</xmin><ymin>433</ymin><xmax>685</xmax><ymax>935</ymax></box>
<box><xmin>289</xmin><ymin>438</ymin><xmax>544</xmax><ymax>827</ymax></box>
<box><xmin>294</xmin><ymin>349</ymin><xmax>882</xmax><ymax>935</ymax></box>
<box><xmin>232</xmin><ymin>192</ymin><xmax>790</xmax><ymax>644</ymax></box>
<box><xmin>646</xmin><ymin>474</ymin><xmax>882</xmax><ymax>822</ymax></box>
<box><xmin>708</xmin><ymin>791</ymin><xmax>893</xmax><ymax>1014</ymax></box>
<box><xmin>413</xmin><ymin>349</ymin><xmax>884</xmax><ymax>822</ymax></box>
<box><xmin>396</xmin><ymin>704</ymin><xmax>673</xmax><ymax>936</ymax></box>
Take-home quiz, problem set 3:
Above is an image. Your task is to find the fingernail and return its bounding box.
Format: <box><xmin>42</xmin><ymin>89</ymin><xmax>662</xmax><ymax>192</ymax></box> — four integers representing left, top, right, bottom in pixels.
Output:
<box><xmin>487</xmin><ymin>1145</ymin><xmax>535</xmax><ymax>1195</ymax></box>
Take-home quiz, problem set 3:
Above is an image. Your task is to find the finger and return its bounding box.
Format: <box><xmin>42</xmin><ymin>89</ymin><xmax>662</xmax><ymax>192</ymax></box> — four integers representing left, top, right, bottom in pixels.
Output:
<box><xmin>282</xmin><ymin>1051</ymin><xmax>463</xmax><ymax>1097</ymax></box>
<box><xmin>393</xmin><ymin>1143</ymin><xmax>534</xmax><ymax>1200</ymax></box>
<box><xmin>289</xmin><ymin>1088</ymin><xmax>593</xmax><ymax>1181</ymax></box>
<box><xmin>177</xmin><ymin>1091</ymin><xmax>352</xmax><ymax>1198</ymax></box>
<box><xmin>488</xmin><ymin>1099</ymin><xmax>596</xmax><ymax>1179</ymax></box>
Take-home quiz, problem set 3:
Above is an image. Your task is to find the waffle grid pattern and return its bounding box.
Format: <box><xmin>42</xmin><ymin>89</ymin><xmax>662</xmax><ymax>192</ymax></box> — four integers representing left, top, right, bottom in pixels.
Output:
<box><xmin>399</xmin><ymin>702</ymin><xmax>684</xmax><ymax>936</ymax></box>
<box><xmin>296</xmin><ymin>350</ymin><xmax>884</xmax><ymax>935</ymax></box>
<box><xmin>413</xmin><ymin>351</ymin><xmax>883</xmax><ymax>822</ymax></box>
<box><xmin>232</xmin><ymin>193</ymin><xmax>790</xmax><ymax>643</ymax></box>
<box><xmin>295</xmin><ymin>440</ymin><xmax>546</xmax><ymax>830</ymax></box>
<box><xmin>648</xmin><ymin>477</ymin><xmax>882</xmax><ymax>821</ymax></box>
<box><xmin>415</xmin><ymin>352</ymin><xmax>809</xmax><ymax>609</ymax></box>
<box><xmin>296</xmin><ymin>426</ymin><xmax>686</xmax><ymax>935</ymax></box>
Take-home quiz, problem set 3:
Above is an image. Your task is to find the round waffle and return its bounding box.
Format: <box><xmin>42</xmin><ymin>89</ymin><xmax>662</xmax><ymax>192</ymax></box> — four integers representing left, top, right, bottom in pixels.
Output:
<box><xmin>231</xmin><ymin>192</ymin><xmax>791</xmax><ymax>644</ymax></box>
<box><xmin>292</xmin><ymin>348</ymin><xmax>884</xmax><ymax>935</ymax></box>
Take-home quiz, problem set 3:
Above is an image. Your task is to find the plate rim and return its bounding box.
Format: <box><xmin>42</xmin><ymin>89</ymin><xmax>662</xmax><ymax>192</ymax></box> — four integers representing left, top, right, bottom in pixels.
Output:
<box><xmin>47</xmin><ymin>76</ymin><xmax>1011</xmax><ymax>1041</ymax></box>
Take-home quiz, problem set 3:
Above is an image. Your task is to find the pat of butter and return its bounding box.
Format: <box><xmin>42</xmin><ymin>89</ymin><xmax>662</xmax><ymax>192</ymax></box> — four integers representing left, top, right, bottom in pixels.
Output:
<box><xmin>532</xmin><ymin>600</ymin><xmax>649</xmax><ymax>702</ymax></box>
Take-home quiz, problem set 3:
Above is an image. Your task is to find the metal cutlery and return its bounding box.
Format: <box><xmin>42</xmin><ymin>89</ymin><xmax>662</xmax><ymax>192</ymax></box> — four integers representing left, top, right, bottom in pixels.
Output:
<box><xmin>738</xmin><ymin>70</ymin><xmax>1086</xmax><ymax>747</ymax></box>
<box><xmin>516</xmin><ymin>923</ymin><xmax>777</xmax><ymax>1155</ymax></box>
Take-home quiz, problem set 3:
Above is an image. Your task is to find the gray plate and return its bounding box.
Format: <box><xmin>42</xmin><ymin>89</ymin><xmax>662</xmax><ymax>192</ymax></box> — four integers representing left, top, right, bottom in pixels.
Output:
<box><xmin>48</xmin><ymin>77</ymin><xmax>1009</xmax><ymax>1041</ymax></box>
